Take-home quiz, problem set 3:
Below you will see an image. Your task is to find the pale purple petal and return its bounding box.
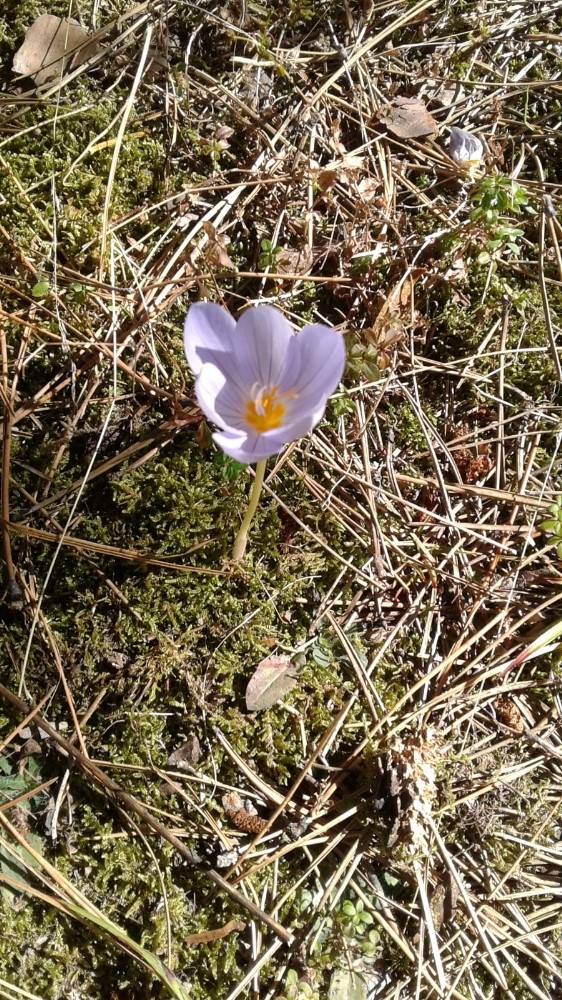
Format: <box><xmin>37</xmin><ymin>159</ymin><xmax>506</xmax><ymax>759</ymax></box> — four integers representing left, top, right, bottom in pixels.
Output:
<box><xmin>204</xmin><ymin>341</ymin><xmax>255</xmax><ymax>398</ymax></box>
<box><xmin>234</xmin><ymin>305</ymin><xmax>295</xmax><ymax>386</ymax></box>
<box><xmin>282</xmin><ymin>324</ymin><xmax>345</xmax><ymax>402</ymax></box>
<box><xmin>448</xmin><ymin>127</ymin><xmax>483</xmax><ymax>164</ymax></box>
<box><xmin>184</xmin><ymin>303</ymin><xmax>236</xmax><ymax>375</ymax></box>
<box><xmin>276</xmin><ymin>391</ymin><xmax>330</xmax><ymax>430</ymax></box>
<box><xmin>213</xmin><ymin>428</ymin><xmax>289</xmax><ymax>464</ymax></box>
<box><xmin>196</xmin><ymin>363</ymin><xmax>249</xmax><ymax>430</ymax></box>
<box><xmin>275</xmin><ymin>404</ymin><xmax>325</xmax><ymax>441</ymax></box>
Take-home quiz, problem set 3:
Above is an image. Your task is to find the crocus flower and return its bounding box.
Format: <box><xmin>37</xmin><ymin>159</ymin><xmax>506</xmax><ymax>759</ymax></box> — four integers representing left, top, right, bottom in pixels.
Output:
<box><xmin>448</xmin><ymin>126</ymin><xmax>484</xmax><ymax>169</ymax></box>
<box><xmin>183</xmin><ymin>303</ymin><xmax>346</xmax><ymax>465</ymax></box>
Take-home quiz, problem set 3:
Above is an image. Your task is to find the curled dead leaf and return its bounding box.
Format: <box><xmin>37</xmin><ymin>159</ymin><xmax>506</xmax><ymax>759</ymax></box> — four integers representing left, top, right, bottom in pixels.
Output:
<box><xmin>275</xmin><ymin>246</ymin><xmax>313</xmax><ymax>275</ymax></box>
<box><xmin>357</xmin><ymin>177</ymin><xmax>381</xmax><ymax>203</ymax></box>
<box><xmin>365</xmin><ymin>270</ymin><xmax>424</xmax><ymax>366</ymax></box>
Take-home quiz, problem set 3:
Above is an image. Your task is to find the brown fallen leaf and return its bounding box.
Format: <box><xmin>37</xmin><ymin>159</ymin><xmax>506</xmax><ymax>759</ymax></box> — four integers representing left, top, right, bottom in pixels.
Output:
<box><xmin>357</xmin><ymin>176</ymin><xmax>381</xmax><ymax>203</ymax></box>
<box><xmin>275</xmin><ymin>246</ymin><xmax>313</xmax><ymax>276</ymax></box>
<box><xmin>13</xmin><ymin>15</ymin><xmax>100</xmax><ymax>87</ymax></box>
<box><xmin>372</xmin><ymin>271</ymin><xmax>422</xmax><ymax>328</ymax></box>
<box><xmin>378</xmin><ymin>97</ymin><xmax>438</xmax><ymax>139</ymax></box>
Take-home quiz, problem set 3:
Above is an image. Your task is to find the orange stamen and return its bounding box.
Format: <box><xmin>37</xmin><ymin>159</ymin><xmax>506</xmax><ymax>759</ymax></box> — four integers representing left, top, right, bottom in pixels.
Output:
<box><xmin>244</xmin><ymin>385</ymin><xmax>296</xmax><ymax>432</ymax></box>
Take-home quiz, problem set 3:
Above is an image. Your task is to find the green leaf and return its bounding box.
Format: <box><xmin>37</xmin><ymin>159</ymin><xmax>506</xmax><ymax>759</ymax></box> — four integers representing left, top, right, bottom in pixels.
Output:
<box><xmin>361</xmin><ymin>940</ymin><xmax>377</xmax><ymax>957</ymax></box>
<box><xmin>0</xmin><ymin>830</ymin><xmax>43</xmax><ymax>893</ymax></box>
<box><xmin>379</xmin><ymin>871</ymin><xmax>402</xmax><ymax>892</ymax></box>
<box><xmin>213</xmin><ymin>452</ymin><xmax>246</xmax><ymax>480</ymax></box>
<box><xmin>311</xmin><ymin>644</ymin><xmax>331</xmax><ymax>667</ymax></box>
<box><xmin>68</xmin><ymin>281</ymin><xmax>86</xmax><ymax>303</ymax></box>
<box><xmin>31</xmin><ymin>279</ymin><xmax>49</xmax><ymax>298</ymax></box>
<box><xmin>0</xmin><ymin>773</ymin><xmax>29</xmax><ymax>800</ymax></box>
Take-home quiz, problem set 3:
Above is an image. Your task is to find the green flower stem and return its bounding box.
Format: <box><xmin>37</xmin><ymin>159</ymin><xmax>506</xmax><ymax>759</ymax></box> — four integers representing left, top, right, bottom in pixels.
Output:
<box><xmin>232</xmin><ymin>458</ymin><xmax>267</xmax><ymax>561</ymax></box>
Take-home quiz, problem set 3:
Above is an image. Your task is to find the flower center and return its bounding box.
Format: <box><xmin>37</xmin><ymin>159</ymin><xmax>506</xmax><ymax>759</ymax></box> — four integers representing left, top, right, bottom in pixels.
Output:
<box><xmin>244</xmin><ymin>385</ymin><xmax>294</xmax><ymax>433</ymax></box>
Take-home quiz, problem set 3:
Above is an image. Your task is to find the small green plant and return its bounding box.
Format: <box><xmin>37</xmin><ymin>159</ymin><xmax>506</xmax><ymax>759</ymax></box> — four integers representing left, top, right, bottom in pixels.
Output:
<box><xmin>67</xmin><ymin>281</ymin><xmax>86</xmax><ymax>304</ymax></box>
<box><xmin>0</xmin><ymin>754</ymin><xmax>45</xmax><ymax>900</ymax></box>
<box><xmin>485</xmin><ymin>221</ymin><xmax>525</xmax><ymax>257</ymax></box>
<box><xmin>278</xmin><ymin>969</ymin><xmax>319</xmax><ymax>1000</ymax></box>
<box><xmin>305</xmin><ymin>893</ymin><xmax>382</xmax><ymax>971</ymax></box>
<box><xmin>213</xmin><ymin>451</ymin><xmax>246</xmax><ymax>481</ymax></box>
<box><xmin>258</xmin><ymin>238</ymin><xmax>284</xmax><ymax>270</ymax></box>
<box><xmin>31</xmin><ymin>277</ymin><xmax>49</xmax><ymax>299</ymax></box>
<box><xmin>470</xmin><ymin>172</ymin><xmax>535</xmax><ymax>260</ymax></box>
<box><xmin>337</xmin><ymin>898</ymin><xmax>380</xmax><ymax>958</ymax></box>
<box><xmin>329</xmin><ymin>391</ymin><xmax>354</xmax><ymax>419</ymax></box>
<box><xmin>311</xmin><ymin>628</ymin><xmax>367</xmax><ymax>673</ymax></box>
<box><xmin>470</xmin><ymin>172</ymin><xmax>531</xmax><ymax>224</ymax></box>
<box><xmin>539</xmin><ymin>497</ymin><xmax>562</xmax><ymax>558</ymax></box>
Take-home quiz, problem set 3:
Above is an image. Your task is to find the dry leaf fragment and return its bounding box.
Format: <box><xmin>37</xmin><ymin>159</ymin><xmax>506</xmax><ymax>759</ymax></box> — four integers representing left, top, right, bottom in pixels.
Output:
<box><xmin>365</xmin><ymin>270</ymin><xmax>423</xmax><ymax>366</ymax></box>
<box><xmin>215</xmin><ymin>849</ymin><xmax>239</xmax><ymax>868</ymax></box>
<box><xmin>245</xmin><ymin>654</ymin><xmax>299</xmax><ymax>711</ymax></box>
<box><xmin>214</xmin><ymin>124</ymin><xmax>235</xmax><ymax>146</ymax></box>
<box><xmin>316</xmin><ymin>154</ymin><xmax>365</xmax><ymax>193</ymax></box>
<box><xmin>357</xmin><ymin>177</ymin><xmax>381</xmax><ymax>203</ymax></box>
<box><xmin>184</xmin><ymin>918</ymin><xmax>245</xmax><ymax>946</ymax></box>
<box><xmin>429</xmin><ymin>882</ymin><xmax>446</xmax><ymax>933</ymax></box>
<box><xmin>13</xmin><ymin>15</ymin><xmax>101</xmax><ymax>86</ymax></box>
<box><xmin>202</xmin><ymin>221</ymin><xmax>237</xmax><ymax>269</ymax></box>
<box><xmin>276</xmin><ymin>246</ymin><xmax>313</xmax><ymax>275</ymax></box>
<box><xmin>493</xmin><ymin>696</ymin><xmax>524</xmax><ymax>732</ymax></box>
<box><xmin>442</xmin><ymin>256</ymin><xmax>467</xmax><ymax>283</ymax></box>
<box><xmin>379</xmin><ymin>97</ymin><xmax>438</xmax><ymax>139</ymax></box>
<box><xmin>166</xmin><ymin>735</ymin><xmax>201</xmax><ymax>769</ymax></box>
